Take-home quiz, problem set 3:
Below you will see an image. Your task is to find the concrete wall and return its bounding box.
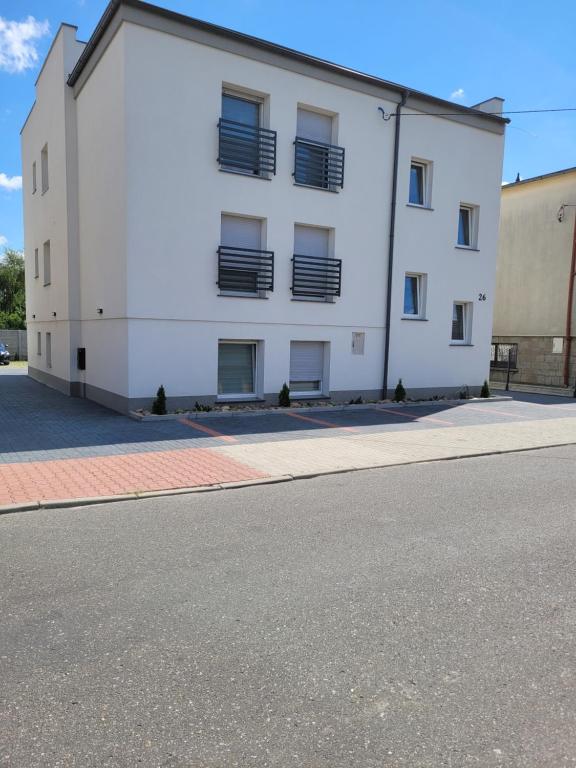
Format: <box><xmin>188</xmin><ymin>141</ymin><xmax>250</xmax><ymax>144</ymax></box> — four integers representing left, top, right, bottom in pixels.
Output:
<box><xmin>0</xmin><ymin>330</ymin><xmax>27</xmax><ymax>360</ymax></box>
<box><xmin>491</xmin><ymin>335</ymin><xmax>576</xmax><ymax>388</ymax></box>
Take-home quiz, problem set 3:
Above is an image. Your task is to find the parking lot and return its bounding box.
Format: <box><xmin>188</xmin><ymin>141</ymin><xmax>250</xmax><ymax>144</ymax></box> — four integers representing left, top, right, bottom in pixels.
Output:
<box><xmin>1</xmin><ymin>369</ymin><xmax>576</xmax><ymax>507</ymax></box>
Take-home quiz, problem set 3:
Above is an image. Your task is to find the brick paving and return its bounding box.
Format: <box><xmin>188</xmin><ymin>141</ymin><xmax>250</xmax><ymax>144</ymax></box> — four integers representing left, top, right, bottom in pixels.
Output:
<box><xmin>2</xmin><ymin>371</ymin><xmax>576</xmax><ymax>508</ymax></box>
<box><xmin>0</xmin><ymin>447</ymin><xmax>266</xmax><ymax>505</ymax></box>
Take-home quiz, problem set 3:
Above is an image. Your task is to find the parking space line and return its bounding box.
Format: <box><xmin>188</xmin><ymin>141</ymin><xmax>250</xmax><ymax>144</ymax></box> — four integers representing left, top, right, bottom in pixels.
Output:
<box><xmin>178</xmin><ymin>419</ymin><xmax>238</xmax><ymax>442</ymax></box>
<box><xmin>285</xmin><ymin>411</ymin><xmax>360</xmax><ymax>432</ymax></box>
<box><xmin>374</xmin><ymin>407</ymin><xmax>454</xmax><ymax>426</ymax></box>
<box><xmin>461</xmin><ymin>405</ymin><xmax>530</xmax><ymax>419</ymax></box>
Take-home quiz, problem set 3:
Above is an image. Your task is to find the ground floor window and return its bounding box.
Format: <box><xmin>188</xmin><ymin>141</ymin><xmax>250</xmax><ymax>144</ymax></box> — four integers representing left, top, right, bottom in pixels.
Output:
<box><xmin>290</xmin><ymin>341</ymin><xmax>326</xmax><ymax>396</ymax></box>
<box><xmin>218</xmin><ymin>341</ymin><xmax>256</xmax><ymax>397</ymax></box>
<box><xmin>451</xmin><ymin>302</ymin><xmax>472</xmax><ymax>344</ymax></box>
<box><xmin>46</xmin><ymin>332</ymin><xmax>52</xmax><ymax>368</ymax></box>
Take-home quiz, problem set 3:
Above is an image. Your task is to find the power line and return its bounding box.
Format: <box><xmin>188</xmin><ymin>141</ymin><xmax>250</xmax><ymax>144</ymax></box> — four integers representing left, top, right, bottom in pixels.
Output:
<box><xmin>380</xmin><ymin>107</ymin><xmax>576</xmax><ymax>119</ymax></box>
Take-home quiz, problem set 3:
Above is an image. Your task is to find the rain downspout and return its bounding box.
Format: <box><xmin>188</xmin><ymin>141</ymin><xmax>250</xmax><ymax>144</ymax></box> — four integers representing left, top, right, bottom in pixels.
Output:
<box><xmin>381</xmin><ymin>90</ymin><xmax>409</xmax><ymax>399</ymax></box>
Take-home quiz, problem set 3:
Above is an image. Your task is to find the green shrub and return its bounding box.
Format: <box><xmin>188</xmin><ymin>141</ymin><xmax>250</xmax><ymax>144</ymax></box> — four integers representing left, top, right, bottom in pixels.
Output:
<box><xmin>151</xmin><ymin>385</ymin><xmax>167</xmax><ymax>415</ymax></box>
<box><xmin>480</xmin><ymin>380</ymin><xmax>491</xmax><ymax>398</ymax></box>
<box><xmin>278</xmin><ymin>383</ymin><xmax>291</xmax><ymax>408</ymax></box>
<box><xmin>393</xmin><ymin>379</ymin><xmax>406</xmax><ymax>402</ymax></box>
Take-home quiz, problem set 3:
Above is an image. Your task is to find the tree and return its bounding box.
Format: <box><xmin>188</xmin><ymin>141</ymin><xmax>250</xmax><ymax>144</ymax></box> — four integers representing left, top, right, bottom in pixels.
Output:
<box><xmin>0</xmin><ymin>249</ymin><xmax>25</xmax><ymax>329</ymax></box>
<box><xmin>278</xmin><ymin>383</ymin><xmax>290</xmax><ymax>407</ymax></box>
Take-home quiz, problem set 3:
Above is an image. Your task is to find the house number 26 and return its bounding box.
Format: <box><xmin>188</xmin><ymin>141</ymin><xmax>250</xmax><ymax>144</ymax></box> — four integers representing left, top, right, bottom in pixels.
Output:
<box><xmin>478</xmin><ymin>293</ymin><xmax>487</xmax><ymax>301</ymax></box>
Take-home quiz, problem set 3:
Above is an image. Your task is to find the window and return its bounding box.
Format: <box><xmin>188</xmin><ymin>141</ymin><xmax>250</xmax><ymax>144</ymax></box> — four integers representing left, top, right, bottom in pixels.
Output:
<box><xmin>403</xmin><ymin>273</ymin><xmax>426</xmax><ymax>318</ymax></box>
<box><xmin>218</xmin><ymin>341</ymin><xmax>257</xmax><ymax>397</ymax></box>
<box><xmin>294</xmin><ymin>107</ymin><xmax>344</xmax><ymax>190</ymax></box>
<box><xmin>32</xmin><ymin>161</ymin><xmax>37</xmax><ymax>194</ymax></box>
<box><xmin>43</xmin><ymin>240</ymin><xmax>51</xmax><ymax>286</ymax></box>
<box><xmin>451</xmin><ymin>302</ymin><xmax>472</xmax><ymax>344</ymax></box>
<box><xmin>352</xmin><ymin>332</ymin><xmax>365</xmax><ymax>355</ymax></box>
<box><xmin>292</xmin><ymin>225</ymin><xmax>341</xmax><ymax>301</ymax></box>
<box><xmin>34</xmin><ymin>248</ymin><xmax>39</xmax><ymax>278</ymax></box>
<box><xmin>36</xmin><ymin>331</ymin><xmax>41</xmax><ymax>356</ymax></box>
<box><xmin>41</xmin><ymin>144</ymin><xmax>49</xmax><ymax>193</ymax></box>
<box><xmin>219</xmin><ymin>91</ymin><xmax>276</xmax><ymax>176</ymax></box>
<box><xmin>218</xmin><ymin>215</ymin><xmax>272</xmax><ymax>295</ymax></box>
<box><xmin>290</xmin><ymin>341</ymin><xmax>326</xmax><ymax>396</ymax></box>
<box><xmin>45</xmin><ymin>332</ymin><xmax>52</xmax><ymax>368</ymax></box>
<box><xmin>457</xmin><ymin>204</ymin><xmax>478</xmax><ymax>248</ymax></box>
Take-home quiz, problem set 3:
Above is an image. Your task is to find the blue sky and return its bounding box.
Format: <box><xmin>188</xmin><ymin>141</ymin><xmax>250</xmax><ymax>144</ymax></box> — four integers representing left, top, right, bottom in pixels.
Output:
<box><xmin>1</xmin><ymin>0</ymin><xmax>575</xmax><ymax>251</ymax></box>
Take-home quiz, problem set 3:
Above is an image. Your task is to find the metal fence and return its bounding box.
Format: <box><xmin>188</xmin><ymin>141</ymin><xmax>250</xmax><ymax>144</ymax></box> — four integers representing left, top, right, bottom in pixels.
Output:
<box><xmin>490</xmin><ymin>342</ymin><xmax>518</xmax><ymax>369</ymax></box>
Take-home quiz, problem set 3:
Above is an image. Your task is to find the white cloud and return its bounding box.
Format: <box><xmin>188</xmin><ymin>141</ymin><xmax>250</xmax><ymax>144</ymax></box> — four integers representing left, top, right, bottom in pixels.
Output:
<box><xmin>0</xmin><ymin>15</ymin><xmax>50</xmax><ymax>74</ymax></box>
<box><xmin>0</xmin><ymin>235</ymin><xmax>8</xmax><ymax>248</ymax></box>
<box><xmin>450</xmin><ymin>88</ymin><xmax>465</xmax><ymax>101</ymax></box>
<box><xmin>0</xmin><ymin>173</ymin><xmax>22</xmax><ymax>191</ymax></box>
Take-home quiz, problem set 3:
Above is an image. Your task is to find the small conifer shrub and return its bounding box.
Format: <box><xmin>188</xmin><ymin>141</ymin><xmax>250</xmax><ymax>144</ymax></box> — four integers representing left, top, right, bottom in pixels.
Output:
<box><xmin>152</xmin><ymin>385</ymin><xmax>167</xmax><ymax>415</ymax></box>
<box><xmin>393</xmin><ymin>379</ymin><xmax>406</xmax><ymax>402</ymax></box>
<box><xmin>278</xmin><ymin>383</ymin><xmax>291</xmax><ymax>408</ymax></box>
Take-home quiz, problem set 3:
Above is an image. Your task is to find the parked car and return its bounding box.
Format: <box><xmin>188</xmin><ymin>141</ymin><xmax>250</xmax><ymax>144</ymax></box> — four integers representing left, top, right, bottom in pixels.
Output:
<box><xmin>0</xmin><ymin>342</ymin><xmax>10</xmax><ymax>365</ymax></box>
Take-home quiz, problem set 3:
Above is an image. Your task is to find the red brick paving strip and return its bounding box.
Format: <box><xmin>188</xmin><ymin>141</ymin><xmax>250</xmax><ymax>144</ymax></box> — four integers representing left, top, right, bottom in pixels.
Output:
<box><xmin>0</xmin><ymin>447</ymin><xmax>267</xmax><ymax>505</ymax></box>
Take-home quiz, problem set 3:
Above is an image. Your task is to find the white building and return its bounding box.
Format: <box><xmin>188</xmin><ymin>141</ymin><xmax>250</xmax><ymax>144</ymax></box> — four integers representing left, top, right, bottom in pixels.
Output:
<box><xmin>22</xmin><ymin>0</ymin><xmax>507</xmax><ymax>413</ymax></box>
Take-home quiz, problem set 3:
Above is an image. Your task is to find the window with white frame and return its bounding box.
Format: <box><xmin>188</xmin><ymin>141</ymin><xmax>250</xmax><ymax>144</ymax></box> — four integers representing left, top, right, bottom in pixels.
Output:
<box><xmin>34</xmin><ymin>248</ymin><xmax>39</xmax><ymax>278</ymax></box>
<box><xmin>41</xmin><ymin>144</ymin><xmax>49</xmax><ymax>193</ymax></box>
<box><xmin>451</xmin><ymin>302</ymin><xmax>472</xmax><ymax>344</ymax></box>
<box><xmin>218</xmin><ymin>341</ymin><xmax>257</xmax><ymax>397</ymax></box>
<box><xmin>457</xmin><ymin>204</ymin><xmax>478</xmax><ymax>248</ymax></box>
<box><xmin>37</xmin><ymin>331</ymin><xmax>41</xmax><ymax>355</ymax></box>
<box><xmin>403</xmin><ymin>273</ymin><xmax>426</xmax><ymax>318</ymax></box>
<box><xmin>294</xmin><ymin>107</ymin><xmax>344</xmax><ymax>190</ymax></box>
<box><xmin>43</xmin><ymin>240</ymin><xmax>51</xmax><ymax>286</ymax></box>
<box><xmin>289</xmin><ymin>341</ymin><xmax>326</xmax><ymax>396</ymax></box>
<box><xmin>408</xmin><ymin>160</ymin><xmax>431</xmax><ymax>207</ymax></box>
<box><xmin>219</xmin><ymin>214</ymin><xmax>270</xmax><ymax>296</ymax></box>
<box><xmin>293</xmin><ymin>225</ymin><xmax>340</xmax><ymax>301</ymax></box>
<box><xmin>219</xmin><ymin>91</ymin><xmax>274</xmax><ymax>176</ymax></box>
<box><xmin>45</xmin><ymin>332</ymin><xmax>52</xmax><ymax>368</ymax></box>
<box><xmin>32</xmin><ymin>161</ymin><xmax>37</xmax><ymax>194</ymax></box>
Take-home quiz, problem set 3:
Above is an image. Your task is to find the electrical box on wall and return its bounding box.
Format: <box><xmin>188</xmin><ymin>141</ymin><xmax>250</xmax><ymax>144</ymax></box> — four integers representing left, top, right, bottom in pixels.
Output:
<box><xmin>77</xmin><ymin>347</ymin><xmax>86</xmax><ymax>370</ymax></box>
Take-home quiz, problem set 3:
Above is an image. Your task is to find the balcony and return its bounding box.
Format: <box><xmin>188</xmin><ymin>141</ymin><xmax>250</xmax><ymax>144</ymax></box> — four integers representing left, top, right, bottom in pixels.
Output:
<box><xmin>291</xmin><ymin>254</ymin><xmax>342</xmax><ymax>299</ymax></box>
<box><xmin>218</xmin><ymin>118</ymin><xmax>277</xmax><ymax>176</ymax></box>
<box><xmin>293</xmin><ymin>138</ymin><xmax>345</xmax><ymax>190</ymax></box>
<box><xmin>218</xmin><ymin>246</ymin><xmax>274</xmax><ymax>294</ymax></box>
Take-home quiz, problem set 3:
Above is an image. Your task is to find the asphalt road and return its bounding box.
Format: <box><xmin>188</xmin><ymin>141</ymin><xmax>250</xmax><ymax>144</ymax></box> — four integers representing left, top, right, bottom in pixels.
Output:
<box><xmin>2</xmin><ymin>446</ymin><xmax>576</xmax><ymax>767</ymax></box>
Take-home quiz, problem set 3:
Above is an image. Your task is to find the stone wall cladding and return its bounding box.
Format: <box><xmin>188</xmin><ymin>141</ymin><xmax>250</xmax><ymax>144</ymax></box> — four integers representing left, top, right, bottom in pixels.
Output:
<box><xmin>0</xmin><ymin>329</ymin><xmax>27</xmax><ymax>360</ymax></box>
<box><xmin>491</xmin><ymin>335</ymin><xmax>576</xmax><ymax>387</ymax></box>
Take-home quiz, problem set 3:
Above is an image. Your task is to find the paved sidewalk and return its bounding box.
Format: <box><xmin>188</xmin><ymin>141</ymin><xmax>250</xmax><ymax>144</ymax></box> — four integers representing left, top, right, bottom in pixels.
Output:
<box><xmin>1</xmin><ymin>373</ymin><xmax>576</xmax><ymax>509</ymax></box>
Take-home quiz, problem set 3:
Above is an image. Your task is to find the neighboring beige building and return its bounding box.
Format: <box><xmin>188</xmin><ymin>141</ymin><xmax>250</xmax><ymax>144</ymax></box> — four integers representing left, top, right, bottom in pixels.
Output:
<box><xmin>493</xmin><ymin>167</ymin><xmax>576</xmax><ymax>387</ymax></box>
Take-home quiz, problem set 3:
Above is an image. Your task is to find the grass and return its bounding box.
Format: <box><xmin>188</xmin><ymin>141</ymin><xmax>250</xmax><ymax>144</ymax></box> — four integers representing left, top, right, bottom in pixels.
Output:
<box><xmin>2</xmin><ymin>360</ymin><xmax>27</xmax><ymax>369</ymax></box>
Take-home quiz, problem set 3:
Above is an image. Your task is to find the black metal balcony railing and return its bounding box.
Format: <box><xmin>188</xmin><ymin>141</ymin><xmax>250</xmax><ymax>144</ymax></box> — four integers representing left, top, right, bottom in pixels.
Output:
<box><xmin>218</xmin><ymin>118</ymin><xmax>277</xmax><ymax>176</ymax></box>
<box><xmin>218</xmin><ymin>246</ymin><xmax>274</xmax><ymax>294</ymax></box>
<box><xmin>293</xmin><ymin>138</ymin><xmax>345</xmax><ymax>190</ymax></box>
<box><xmin>292</xmin><ymin>254</ymin><xmax>342</xmax><ymax>299</ymax></box>
<box><xmin>490</xmin><ymin>342</ymin><xmax>518</xmax><ymax>369</ymax></box>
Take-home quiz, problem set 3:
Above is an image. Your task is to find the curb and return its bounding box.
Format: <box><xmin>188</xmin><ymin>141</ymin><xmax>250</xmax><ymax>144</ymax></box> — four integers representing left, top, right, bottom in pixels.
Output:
<box><xmin>1</xmin><ymin>441</ymin><xmax>574</xmax><ymax>517</ymax></box>
<box><xmin>129</xmin><ymin>396</ymin><xmax>512</xmax><ymax>422</ymax></box>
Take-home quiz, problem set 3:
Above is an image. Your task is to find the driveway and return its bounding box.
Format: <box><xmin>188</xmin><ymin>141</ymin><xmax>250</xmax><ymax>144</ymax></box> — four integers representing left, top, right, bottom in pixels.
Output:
<box><xmin>2</xmin><ymin>448</ymin><xmax>576</xmax><ymax>766</ymax></box>
<box><xmin>1</xmin><ymin>370</ymin><xmax>576</xmax><ymax>508</ymax></box>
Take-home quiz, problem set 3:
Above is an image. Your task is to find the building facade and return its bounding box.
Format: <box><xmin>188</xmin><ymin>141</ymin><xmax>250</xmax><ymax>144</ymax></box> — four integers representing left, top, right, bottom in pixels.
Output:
<box><xmin>22</xmin><ymin>0</ymin><xmax>506</xmax><ymax>414</ymax></box>
<box><xmin>493</xmin><ymin>168</ymin><xmax>576</xmax><ymax>387</ymax></box>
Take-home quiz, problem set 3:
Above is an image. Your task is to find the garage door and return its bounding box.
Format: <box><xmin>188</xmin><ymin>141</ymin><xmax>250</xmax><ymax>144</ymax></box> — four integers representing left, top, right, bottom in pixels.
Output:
<box><xmin>290</xmin><ymin>341</ymin><xmax>325</xmax><ymax>395</ymax></box>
